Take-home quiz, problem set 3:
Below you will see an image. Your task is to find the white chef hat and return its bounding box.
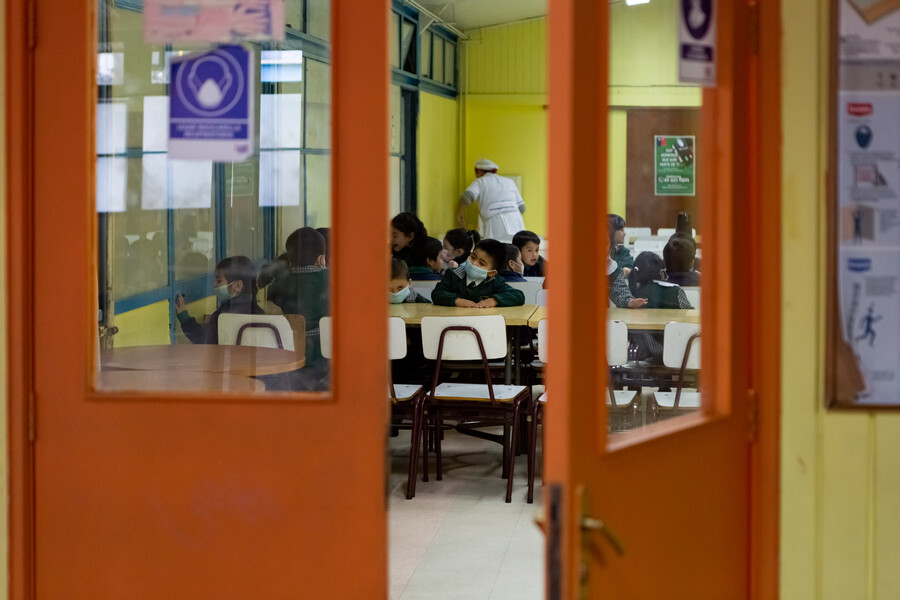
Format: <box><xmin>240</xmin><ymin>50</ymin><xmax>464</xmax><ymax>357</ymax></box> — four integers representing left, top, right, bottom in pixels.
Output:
<box><xmin>475</xmin><ymin>158</ymin><xmax>499</xmax><ymax>171</ymax></box>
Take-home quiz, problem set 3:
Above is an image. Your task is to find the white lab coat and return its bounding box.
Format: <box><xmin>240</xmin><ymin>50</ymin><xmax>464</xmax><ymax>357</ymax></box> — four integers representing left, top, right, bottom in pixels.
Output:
<box><xmin>461</xmin><ymin>173</ymin><xmax>526</xmax><ymax>242</ymax></box>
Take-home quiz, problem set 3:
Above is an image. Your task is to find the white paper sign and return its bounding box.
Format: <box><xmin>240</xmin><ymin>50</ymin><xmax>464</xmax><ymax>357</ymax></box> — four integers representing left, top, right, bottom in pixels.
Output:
<box><xmin>678</xmin><ymin>0</ymin><xmax>717</xmax><ymax>86</ymax></box>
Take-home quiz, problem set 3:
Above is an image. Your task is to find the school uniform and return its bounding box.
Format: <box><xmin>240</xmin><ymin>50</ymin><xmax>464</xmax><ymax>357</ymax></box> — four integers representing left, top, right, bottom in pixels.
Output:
<box><xmin>177</xmin><ymin>292</ymin><xmax>263</xmax><ymax>345</ymax></box>
<box><xmin>611</xmin><ymin>244</ymin><xmax>634</xmax><ymax>270</ymax></box>
<box><xmin>268</xmin><ymin>265</ymin><xmax>330</xmax><ymax>366</ymax></box>
<box><xmin>432</xmin><ymin>266</ymin><xmax>526</xmax><ymax>307</ymax></box>
<box><xmin>403</xmin><ymin>287</ymin><xmax>432</xmax><ymax>304</ymax></box>
<box><xmin>497</xmin><ymin>270</ymin><xmax>527</xmax><ymax>282</ymax></box>
<box><xmin>608</xmin><ymin>265</ymin><xmax>634</xmax><ymax>308</ymax></box>
<box><xmin>630</xmin><ymin>280</ymin><xmax>694</xmax><ymax>362</ymax></box>
<box><xmin>409</xmin><ymin>266</ymin><xmax>442</xmax><ymax>281</ymax></box>
<box><xmin>460</xmin><ymin>173</ymin><xmax>526</xmax><ymax>242</ymax></box>
<box><xmin>523</xmin><ymin>255</ymin><xmax>547</xmax><ymax>277</ymax></box>
<box><xmin>665</xmin><ymin>270</ymin><xmax>701</xmax><ymax>287</ymax></box>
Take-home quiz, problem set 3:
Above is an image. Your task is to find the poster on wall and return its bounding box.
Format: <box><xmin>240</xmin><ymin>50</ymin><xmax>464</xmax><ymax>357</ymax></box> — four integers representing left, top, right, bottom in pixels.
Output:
<box><xmin>144</xmin><ymin>0</ymin><xmax>285</xmax><ymax>44</ymax></box>
<box><xmin>654</xmin><ymin>135</ymin><xmax>695</xmax><ymax>196</ymax></box>
<box><xmin>830</xmin><ymin>0</ymin><xmax>900</xmax><ymax>407</ymax></box>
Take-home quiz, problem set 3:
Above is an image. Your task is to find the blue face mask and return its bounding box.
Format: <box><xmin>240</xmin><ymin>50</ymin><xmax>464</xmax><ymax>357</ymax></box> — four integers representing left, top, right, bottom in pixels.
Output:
<box><xmin>389</xmin><ymin>286</ymin><xmax>411</xmax><ymax>304</ymax></box>
<box><xmin>464</xmin><ymin>259</ymin><xmax>489</xmax><ymax>281</ymax></box>
<box><xmin>214</xmin><ymin>284</ymin><xmax>232</xmax><ymax>303</ymax></box>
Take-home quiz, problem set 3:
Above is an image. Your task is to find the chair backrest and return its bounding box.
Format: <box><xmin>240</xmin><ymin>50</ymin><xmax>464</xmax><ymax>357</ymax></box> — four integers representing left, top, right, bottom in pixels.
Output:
<box><xmin>537</xmin><ymin>320</ymin><xmax>549</xmax><ymax>363</ymax></box>
<box><xmin>538</xmin><ymin>238</ymin><xmax>549</xmax><ymax>261</ymax></box>
<box><xmin>633</xmin><ymin>239</ymin><xmax>665</xmax><ymax>257</ymax></box>
<box><xmin>624</xmin><ymin>227</ymin><xmax>651</xmax><ymax>239</ymax></box>
<box><xmin>523</xmin><ymin>276</ymin><xmax>545</xmax><ymax>284</ymax></box>
<box><xmin>421</xmin><ymin>315</ymin><xmax>507</xmax><ymax>361</ymax></box>
<box><xmin>218</xmin><ymin>314</ymin><xmax>295</xmax><ymax>351</ymax></box>
<box><xmin>411</xmin><ymin>280</ymin><xmax>438</xmax><ymax>301</ymax></box>
<box><xmin>388</xmin><ymin>317</ymin><xmax>408</xmax><ymax>360</ymax></box>
<box><xmin>606</xmin><ymin>320</ymin><xmax>629</xmax><ymax>366</ymax></box>
<box><xmin>507</xmin><ymin>281</ymin><xmax>543</xmax><ymax>304</ymax></box>
<box><xmin>681</xmin><ymin>286</ymin><xmax>700</xmax><ymax>310</ymax></box>
<box><xmin>319</xmin><ymin>316</ymin><xmax>332</xmax><ymax>359</ymax></box>
<box><xmin>662</xmin><ymin>322</ymin><xmax>701</xmax><ymax>369</ymax></box>
<box><xmin>657</xmin><ymin>227</ymin><xmax>696</xmax><ymax>238</ymax></box>
<box><xmin>535</xmin><ymin>289</ymin><xmax>548</xmax><ymax>307</ymax></box>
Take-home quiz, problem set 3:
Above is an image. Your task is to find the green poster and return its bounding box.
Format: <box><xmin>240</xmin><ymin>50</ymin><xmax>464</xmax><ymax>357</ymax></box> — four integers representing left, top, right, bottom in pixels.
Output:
<box><xmin>654</xmin><ymin>135</ymin><xmax>695</xmax><ymax>196</ymax></box>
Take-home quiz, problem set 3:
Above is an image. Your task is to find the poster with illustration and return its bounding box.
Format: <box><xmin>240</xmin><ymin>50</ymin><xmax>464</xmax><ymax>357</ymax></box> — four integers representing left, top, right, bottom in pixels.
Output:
<box><xmin>832</xmin><ymin>0</ymin><xmax>900</xmax><ymax>406</ymax></box>
<box><xmin>654</xmin><ymin>135</ymin><xmax>695</xmax><ymax>196</ymax></box>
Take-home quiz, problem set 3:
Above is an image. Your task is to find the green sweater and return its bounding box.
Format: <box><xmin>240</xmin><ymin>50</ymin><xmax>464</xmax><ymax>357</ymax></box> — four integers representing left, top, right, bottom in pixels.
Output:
<box><xmin>612</xmin><ymin>244</ymin><xmax>634</xmax><ymax>269</ymax></box>
<box><xmin>268</xmin><ymin>266</ymin><xmax>330</xmax><ymax>365</ymax></box>
<box><xmin>432</xmin><ymin>266</ymin><xmax>525</xmax><ymax>307</ymax></box>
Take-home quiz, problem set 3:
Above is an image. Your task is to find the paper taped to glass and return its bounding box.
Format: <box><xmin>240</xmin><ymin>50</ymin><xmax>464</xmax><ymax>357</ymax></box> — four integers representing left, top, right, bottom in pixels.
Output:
<box><xmin>144</xmin><ymin>0</ymin><xmax>285</xmax><ymax>44</ymax></box>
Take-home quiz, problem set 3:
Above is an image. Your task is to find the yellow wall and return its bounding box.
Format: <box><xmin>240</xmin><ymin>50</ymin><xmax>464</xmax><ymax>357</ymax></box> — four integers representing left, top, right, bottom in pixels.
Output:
<box><xmin>417</xmin><ymin>92</ymin><xmax>460</xmax><ymax>238</ymax></box>
<box><xmin>781</xmin><ymin>0</ymin><xmax>900</xmax><ymax>598</ymax></box>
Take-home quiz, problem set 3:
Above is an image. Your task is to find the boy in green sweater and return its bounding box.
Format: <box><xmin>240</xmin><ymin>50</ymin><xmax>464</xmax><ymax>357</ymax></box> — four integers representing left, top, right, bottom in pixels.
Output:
<box><xmin>432</xmin><ymin>238</ymin><xmax>525</xmax><ymax>307</ymax></box>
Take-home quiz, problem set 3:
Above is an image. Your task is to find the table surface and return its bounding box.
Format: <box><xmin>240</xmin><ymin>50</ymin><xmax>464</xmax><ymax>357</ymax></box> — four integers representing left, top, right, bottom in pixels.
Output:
<box><xmin>96</xmin><ymin>370</ymin><xmax>267</xmax><ymax>393</ymax></box>
<box><xmin>389</xmin><ymin>303</ymin><xmax>539</xmax><ymax>326</ymax></box>
<box><xmin>527</xmin><ymin>307</ymin><xmax>700</xmax><ymax>330</ymax></box>
<box><xmin>101</xmin><ymin>344</ymin><xmax>305</xmax><ymax>377</ymax></box>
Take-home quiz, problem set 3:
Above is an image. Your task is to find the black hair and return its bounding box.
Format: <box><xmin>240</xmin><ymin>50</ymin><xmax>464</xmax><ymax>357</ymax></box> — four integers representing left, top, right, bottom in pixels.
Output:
<box><xmin>391</xmin><ymin>212</ymin><xmax>428</xmax><ymax>242</ymax></box>
<box><xmin>444</xmin><ymin>228</ymin><xmax>480</xmax><ymax>263</ymax></box>
<box><xmin>285</xmin><ymin>227</ymin><xmax>326</xmax><ymax>267</ymax></box>
<box><xmin>505</xmin><ymin>243</ymin><xmax>521</xmax><ymax>266</ymax></box>
<box><xmin>675</xmin><ymin>212</ymin><xmax>693</xmax><ymax>236</ymax></box>
<box><xmin>411</xmin><ymin>236</ymin><xmax>443</xmax><ymax>267</ymax></box>
<box><xmin>390</xmin><ymin>257</ymin><xmax>410</xmax><ymax>280</ymax></box>
<box><xmin>316</xmin><ymin>227</ymin><xmax>330</xmax><ymax>266</ymax></box>
<box><xmin>663</xmin><ymin>233</ymin><xmax>697</xmax><ymax>273</ymax></box>
<box><xmin>608</xmin><ymin>214</ymin><xmax>626</xmax><ymax>259</ymax></box>
<box><xmin>628</xmin><ymin>251</ymin><xmax>665</xmax><ymax>297</ymax></box>
<box><xmin>512</xmin><ymin>230</ymin><xmax>540</xmax><ymax>250</ymax></box>
<box><xmin>216</xmin><ymin>255</ymin><xmax>258</xmax><ymax>296</ymax></box>
<box><xmin>474</xmin><ymin>238</ymin><xmax>507</xmax><ymax>273</ymax></box>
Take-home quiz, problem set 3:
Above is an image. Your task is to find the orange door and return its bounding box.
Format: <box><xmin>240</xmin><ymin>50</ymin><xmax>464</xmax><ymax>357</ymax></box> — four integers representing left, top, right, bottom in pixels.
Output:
<box><xmin>7</xmin><ymin>1</ymin><xmax>390</xmax><ymax>597</ymax></box>
<box><xmin>544</xmin><ymin>1</ymin><xmax>780</xmax><ymax>598</ymax></box>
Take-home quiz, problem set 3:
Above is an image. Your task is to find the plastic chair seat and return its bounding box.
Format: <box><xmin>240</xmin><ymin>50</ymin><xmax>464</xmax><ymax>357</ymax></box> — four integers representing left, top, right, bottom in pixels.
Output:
<box><xmin>653</xmin><ymin>391</ymin><xmax>701</xmax><ymax>409</ymax></box>
<box><xmin>433</xmin><ymin>383</ymin><xmax>528</xmax><ymax>403</ymax></box>
<box><xmin>609</xmin><ymin>389</ymin><xmax>638</xmax><ymax>407</ymax></box>
<box><xmin>393</xmin><ymin>384</ymin><xmax>422</xmax><ymax>402</ymax></box>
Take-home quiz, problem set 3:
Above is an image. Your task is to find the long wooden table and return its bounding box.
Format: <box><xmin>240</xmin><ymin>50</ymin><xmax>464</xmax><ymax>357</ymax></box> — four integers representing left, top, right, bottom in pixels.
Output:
<box><xmin>101</xmin><ymin>345</ymin><xmax>305</xmax><ymax>378</ymax></box>
<box><xmin>97</xmin><ymin>370</ymin><xmax>266</xmax><ymax>392</ymax></box>
<box><xmin>389</xmin><ymin>303</ymin><xmax>539</xmax><ymax>326</ymax></box>
<box><xmin>527</xmin><ymin>307</ymin><xmax>699</xmax><ymax>330</ymax></box>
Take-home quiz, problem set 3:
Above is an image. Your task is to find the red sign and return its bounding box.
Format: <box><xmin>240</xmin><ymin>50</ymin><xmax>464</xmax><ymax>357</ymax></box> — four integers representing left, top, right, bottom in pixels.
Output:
<box><xmin>847</xmin><ymin>102</ymin><xmax>873</xmax><ymax>116</ymax></box>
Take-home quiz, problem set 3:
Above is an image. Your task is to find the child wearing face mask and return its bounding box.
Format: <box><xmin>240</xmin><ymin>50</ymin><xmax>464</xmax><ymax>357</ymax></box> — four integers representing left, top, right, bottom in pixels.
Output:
<box><xmin>175</xmin><ymin>255</ymin><xmax>263</xmax><ymax>345</ymax></box>
<box><xmin>432</xmin><ymin>238</ymin><xmax>525</xmax><ymax>308</ymax></box>
<box><xmin>268</xmin><ymin>227</ymin><xmax>330</xmax><ymax>366</ymax></box>
<box><xmin>497</xmin><ymin>243</ymin><xmax>527</xmax><ymax>282</ymax></box>
<box><xmin>389</xmin><ymin>258</ymin><xmax>432</xmax><ymax>304</ymax></box>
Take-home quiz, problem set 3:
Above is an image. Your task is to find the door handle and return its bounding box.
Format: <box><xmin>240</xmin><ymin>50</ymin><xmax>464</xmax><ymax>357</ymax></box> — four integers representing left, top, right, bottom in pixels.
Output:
<box><xmin>580</xmin><ymin>516</ymin><xmax>625</xmax><ymax>556</ymax></box>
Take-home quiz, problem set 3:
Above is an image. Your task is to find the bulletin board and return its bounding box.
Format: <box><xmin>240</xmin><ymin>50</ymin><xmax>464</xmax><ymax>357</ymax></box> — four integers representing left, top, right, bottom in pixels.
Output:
<box><xmin>827</xmin><ymin>0</ymin><xmax>900</xmax><ymax>407</ymax></box>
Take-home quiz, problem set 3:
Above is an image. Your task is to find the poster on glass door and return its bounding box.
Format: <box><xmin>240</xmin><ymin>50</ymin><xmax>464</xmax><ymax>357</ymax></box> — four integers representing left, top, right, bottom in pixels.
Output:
<box><xmin>831</xmin><ymin>0</ymin><xmax>900</xmax><ymax>406</ymax></box>
<box><xmin>144</xmin><ymin>0</ymin><xmax>284</xmax><ymax>43</ymax></box>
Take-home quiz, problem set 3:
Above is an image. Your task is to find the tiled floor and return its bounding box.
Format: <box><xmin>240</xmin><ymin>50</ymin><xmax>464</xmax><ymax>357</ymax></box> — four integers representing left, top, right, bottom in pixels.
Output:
<box><xmin>388</xmin><ymin>426</ymin><xmax>544</xmax><ymax>600</ymax></box>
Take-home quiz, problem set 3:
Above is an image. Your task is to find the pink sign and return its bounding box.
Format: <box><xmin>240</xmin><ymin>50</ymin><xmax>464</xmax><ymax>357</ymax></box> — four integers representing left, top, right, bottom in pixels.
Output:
<box><xmin>144</xmin><ymin>0</ymin><xmax>285</xmax><ymax>44</ymax></box>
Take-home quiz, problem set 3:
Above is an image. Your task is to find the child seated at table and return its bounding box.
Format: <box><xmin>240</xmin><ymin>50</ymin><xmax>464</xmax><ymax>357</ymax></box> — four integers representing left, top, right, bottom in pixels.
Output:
<box><xmin>608</xmin><ymin>214</ymin><xmax>634</xmax><ymax>273</ymax></box>
<box><xmin>607</xmin><ymin>236</ymin><xmax>647</xmax><ymax>309</ymax></box>
<box><xmin>268</xmin><ymin>227</ymin><xmax>329</xmax><ymax>368</ymax></box>
<box><xmin>498</xmin><ymin>243</ymin><xmax>527</xmax><ymax>282</ymax></box>
<box><xmin>512</xmin><ymin>230</ymin><xmax>547</xmax><ymax>277</ymax></box>
<box><xmin>391</xmin><ymin>212</ymin><xmax>428</xmax><ymax>267</ymax></box>
<box><xmin>432</xmin><ymin>238</ymin><xmax>526</xmax><ymax>307</ymax></box>
<box><xmin>408</xmin><ymin>237</ymin><xmax>443</xmax><ymax>281</ymax></box>
<box><xmin>175</xmin><ymin>255</ymin><xmax>264</xmax><ymax>345</ymax></box>
<box><xmin>663</xmin><ymin>233</ymin><xmax>701</xmax><ymax>287</ymax></box>
<box><xmin>628</xmin><ymin>251</ymin><xmax>694</xmax><ymax>309</ymax></box>
<box><xmin>390</xmin><ymin>258</ymin><xmax>432</xmax><ymax>304</ymax></box>
<box><xmin>441</xmin><ymin>228</ymin><xmax>480</xmax><ymax>269</ymax></box>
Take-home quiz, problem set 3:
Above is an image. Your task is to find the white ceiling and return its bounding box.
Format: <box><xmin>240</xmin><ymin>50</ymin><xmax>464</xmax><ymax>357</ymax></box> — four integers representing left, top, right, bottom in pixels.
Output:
<box><xmin>413</xmin><ymin>0</ymin><xmax>548</xmax><ymax>32</ymax></box>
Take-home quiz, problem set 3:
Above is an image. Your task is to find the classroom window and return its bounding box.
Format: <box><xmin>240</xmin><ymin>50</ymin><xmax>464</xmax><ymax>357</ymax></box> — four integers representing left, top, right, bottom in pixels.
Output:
<box><xmin>421</xmin><ymin>30</ymin><xmax>432</xmax><ymax>78</ymax></box>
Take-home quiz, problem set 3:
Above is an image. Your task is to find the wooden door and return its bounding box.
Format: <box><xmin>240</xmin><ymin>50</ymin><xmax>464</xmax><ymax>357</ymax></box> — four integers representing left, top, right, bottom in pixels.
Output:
<box><xmin>544</xmin><ymin>0</ymin><xmax>781</xmax><ymax>598</ymax></box>
<box><xmin>7</xmin><ymin>0</ymin><xmax>390</xmax><ymax>597</ymax></box>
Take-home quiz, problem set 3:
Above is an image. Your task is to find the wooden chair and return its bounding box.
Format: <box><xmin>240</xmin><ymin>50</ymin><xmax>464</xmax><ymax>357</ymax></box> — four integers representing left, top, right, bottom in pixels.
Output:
<box><xmin>319</xmin><ymin>317</ymin><xmax>426</xmax><ymax>499</ymax></box>
<box><xmin>421</xmin><ymin>315</ymin><xmax>531</xmax><ymax>503</ymax></box>
<box><xmin>651</xmin><ymin>322</ymin><xmax>701</xmax><ymax>422</ymax></box>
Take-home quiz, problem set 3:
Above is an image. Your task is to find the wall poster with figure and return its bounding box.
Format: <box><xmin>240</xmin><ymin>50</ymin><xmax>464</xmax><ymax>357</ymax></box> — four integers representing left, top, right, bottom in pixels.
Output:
<box><xmin>828</xmin><ymin>0</ymin><xmax>900</xmax><ymax>407</ymax></box>
<box><xmin>654</xmin><ymin>135</ymin><xmax>695</xmax><ymax>196</ymax></box>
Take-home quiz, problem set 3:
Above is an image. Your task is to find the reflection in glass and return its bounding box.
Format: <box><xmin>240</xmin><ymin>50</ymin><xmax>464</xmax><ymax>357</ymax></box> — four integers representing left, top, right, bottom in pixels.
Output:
<box><xmin>96</xmin><ymin>0</ymin><xmax>331</xmax><ymax>393</ymax></box>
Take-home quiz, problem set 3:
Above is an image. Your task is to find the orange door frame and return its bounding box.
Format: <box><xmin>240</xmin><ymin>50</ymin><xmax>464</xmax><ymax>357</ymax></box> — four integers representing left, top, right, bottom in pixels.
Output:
<box><xmin>545</xmin><ymin>0</ymin><xmax>781</xmax><ymax>597</ymax></box>
<box><xmin>6</xmin><ymin>0</ymin><xmax>390</xmax><ymax>597</ymax></box>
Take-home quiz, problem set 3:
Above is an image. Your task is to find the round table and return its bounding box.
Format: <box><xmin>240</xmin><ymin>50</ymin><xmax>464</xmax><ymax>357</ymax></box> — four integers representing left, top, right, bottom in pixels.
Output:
<box><xmin>97</xmin><ymin>370</ymin><xmax>267</xmax><ymax>393</ymax></box>
<box><xmin>101</xmin><ymin>344</ymin><xmax>305</xmax><ymax>378</ymax></box>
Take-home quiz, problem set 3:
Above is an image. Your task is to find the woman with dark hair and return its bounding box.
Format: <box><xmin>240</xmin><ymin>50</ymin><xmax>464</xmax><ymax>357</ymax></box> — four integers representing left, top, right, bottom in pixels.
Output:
<box><xmin>391</xmin><ymin>212</ymin><xmax>428</xmax><ymax>266</ymax></box>
<box><xmin>608</xmin><ymin>213</ymin><xmax>633</xmax><ymax>271</ymax></box>
<box><xmin>174</xmin><ymin>255</ymin><xmax>264</xmax><ymax>344</ymax></box>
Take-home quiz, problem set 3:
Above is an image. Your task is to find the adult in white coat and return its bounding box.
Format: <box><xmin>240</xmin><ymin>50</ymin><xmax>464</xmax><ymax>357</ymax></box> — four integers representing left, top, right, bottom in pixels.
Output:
<box><xmin>456</xmin><ymin>158</ymin><xmax>526</xmax><ymax>243</ymax></box>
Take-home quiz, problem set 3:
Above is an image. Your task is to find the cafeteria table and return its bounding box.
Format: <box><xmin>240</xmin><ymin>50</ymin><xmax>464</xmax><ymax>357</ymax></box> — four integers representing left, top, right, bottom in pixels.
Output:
<box><xmin>96</xmin><ymin>370</ymin><xmax>267</xmax><ymax>392</ymax></box>
<box><xmin>527</xmin><ymin>307</ymin><xmax>700</xmax><ymax>330</ymax></box>
<box><xmin>101</xmin><ymin>344</ymin><xmax>305</xmax><ymax>378</ymax></box>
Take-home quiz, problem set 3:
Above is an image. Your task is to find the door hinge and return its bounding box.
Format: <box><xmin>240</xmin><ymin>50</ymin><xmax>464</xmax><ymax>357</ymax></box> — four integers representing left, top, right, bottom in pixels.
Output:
<box><xmin>747</xmin><ymin>388</ymin><xmax>758</xmax><ymax>443</ymax></box>
<box><xmin>27</xmin><ymin>390</ymin><xmax>36</xmax><ymax>442</ymax></box>
<box><xmin>748</xmin><ymin>1</ymin><xmax>760</xmax><ymax>56</ymax></box>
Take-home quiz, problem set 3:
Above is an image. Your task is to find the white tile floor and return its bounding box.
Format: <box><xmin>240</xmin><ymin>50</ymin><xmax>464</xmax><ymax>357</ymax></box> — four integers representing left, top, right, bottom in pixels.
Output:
<box><xmin>388</xmin><ymin>427</ymin><xmax>544</xmax><ymax>600</ymax></box>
